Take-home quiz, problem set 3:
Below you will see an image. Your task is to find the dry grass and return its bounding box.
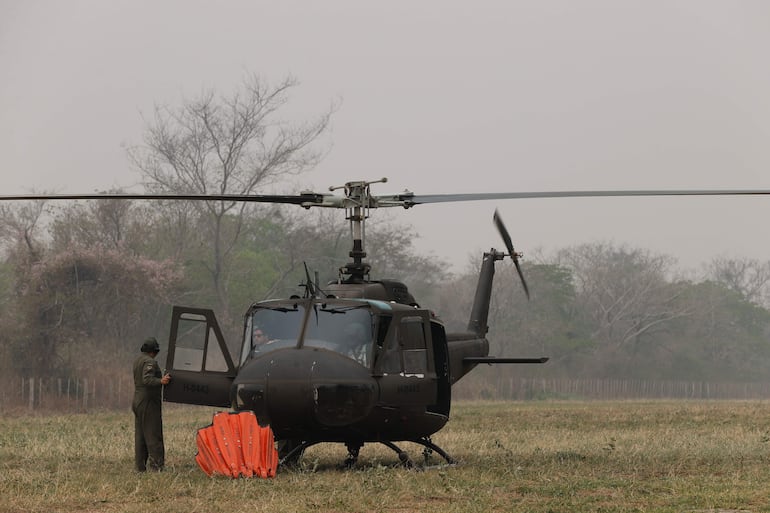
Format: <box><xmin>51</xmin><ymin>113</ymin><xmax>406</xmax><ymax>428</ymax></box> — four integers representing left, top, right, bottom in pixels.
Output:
<box><xmin>2</xmin><ymin>401</ymin><xmax>770</xmax><ymax>512</ymax></box>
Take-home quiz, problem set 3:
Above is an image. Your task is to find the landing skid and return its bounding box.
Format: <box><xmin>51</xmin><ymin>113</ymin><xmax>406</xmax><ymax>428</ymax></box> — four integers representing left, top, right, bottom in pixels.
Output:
<box><xmin>379</xmin><ymin>438</ymin><xmax>456</xmax><ymax>468</ymax></box>
<box><xmin>277</xmin><ymin>438</ymin><xmax>456</xmax><ymax>470</ymax></box>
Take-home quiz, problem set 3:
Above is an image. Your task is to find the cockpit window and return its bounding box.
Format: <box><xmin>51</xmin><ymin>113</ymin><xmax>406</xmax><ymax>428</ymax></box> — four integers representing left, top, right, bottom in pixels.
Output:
<box><xmin>240</xmin><ymin>303</ymin><xmax>375</xmax><ymax>368</ymax></box>
<box><xmin>304</xmin><ymin>307</ymin><xmax>374</xmax><ymax>368</ymax></box>
<box><xmin>242</xmin><ymin>305</ymin><xmax>304</xmax><ymax>362</ymax></box>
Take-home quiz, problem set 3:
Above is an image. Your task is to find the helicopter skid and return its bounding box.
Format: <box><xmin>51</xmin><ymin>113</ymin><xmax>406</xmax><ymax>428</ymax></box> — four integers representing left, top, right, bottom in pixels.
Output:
<box><xmin>277</xmin><ymin>437</ymin><xmax>456</xmax><ymax>470</ymax></box>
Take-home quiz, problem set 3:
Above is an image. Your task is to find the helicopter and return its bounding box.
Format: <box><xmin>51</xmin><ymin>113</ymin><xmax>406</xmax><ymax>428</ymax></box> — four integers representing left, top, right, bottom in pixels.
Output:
<box><xmin>4</xmin><ymin>179</ymin><xmax>770</xmax><ymax>467</ymax></box>
<box><xmin>162</xmin><ymin>178</ymin><xmax>550</xmax><ymax>468</ymax></box>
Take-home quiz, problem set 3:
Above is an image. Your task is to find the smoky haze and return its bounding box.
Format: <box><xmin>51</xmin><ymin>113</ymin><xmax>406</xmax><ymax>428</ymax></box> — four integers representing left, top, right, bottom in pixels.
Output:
<box><xmin>2</xmin><ymin>1</ymin><xmax>770</xmax><ymax>273</ymax></box>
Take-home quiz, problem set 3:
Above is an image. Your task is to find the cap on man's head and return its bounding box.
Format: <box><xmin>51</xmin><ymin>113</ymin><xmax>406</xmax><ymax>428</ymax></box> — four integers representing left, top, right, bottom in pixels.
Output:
<box><xmin>141</xmin><ymin>337</ymin><xmax>160</xmax><ymax>353</ymax></box>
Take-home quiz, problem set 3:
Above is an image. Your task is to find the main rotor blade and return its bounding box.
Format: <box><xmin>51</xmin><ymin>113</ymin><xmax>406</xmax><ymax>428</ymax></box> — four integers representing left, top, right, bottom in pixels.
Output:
<box><xmin>7</xmin><ymin>186</ymin><xmax>770</xmax><ymax>209</ymax></box>
<box><xmin>0</xmin><ymin>192</ymin><xmax>327</xmax><ymax>205</ymax></box>
<box><xmin>401</xmin><ymin>189</ymin><xmax>770</xmax><ymax>206</ymax></box>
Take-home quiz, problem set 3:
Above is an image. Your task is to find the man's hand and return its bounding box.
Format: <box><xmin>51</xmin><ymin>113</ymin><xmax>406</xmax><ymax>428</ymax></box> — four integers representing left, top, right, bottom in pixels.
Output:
<box><xmin>161</xmin><ymin>373</ymin><xmax>171</xmax><ymax>385</ymax></box>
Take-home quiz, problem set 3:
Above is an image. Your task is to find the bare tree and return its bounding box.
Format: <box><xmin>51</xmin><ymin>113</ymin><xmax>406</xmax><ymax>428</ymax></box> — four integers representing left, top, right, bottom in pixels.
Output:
<box><xmin>128</xmin><ymin>75</ymin><xmax>333</xmax><ymax>319</ymax></box>
<box><xmin>0</xmin><ymin>200</ymin><xmax>48</xmax><ymax>265</ymax></box>
<box><xmin>556</xmin><ymin>242</ymin><xmax>691</xmax><ymax>354</ymax></box>
<box><xmin>705</xmin><ymin>256</ymin><xmax>770</xmax><ymax>307</ymax></box>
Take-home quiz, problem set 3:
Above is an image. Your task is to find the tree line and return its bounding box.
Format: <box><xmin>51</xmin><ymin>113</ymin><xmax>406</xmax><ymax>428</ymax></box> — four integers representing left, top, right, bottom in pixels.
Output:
<box><xmin>2</xmin><ymin>75</ymin><xmax>770</xmax><ymax>389</ymax></box>
<box><xmin>446</xmin><ymin>245</ymin><xmax>770</xmax><ymax>385</ymax></box>
<box><xmin>4</xmin><ymin>193</ymin><xmax>770</xmax><ymax>386</ymax></box>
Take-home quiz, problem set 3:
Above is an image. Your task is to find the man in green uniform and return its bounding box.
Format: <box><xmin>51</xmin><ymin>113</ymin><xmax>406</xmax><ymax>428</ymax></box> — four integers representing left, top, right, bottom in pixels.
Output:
<box><xmin>132</xmin><ymin>337</ymin><xmax>171</xmax><ymax>472</ymax></box>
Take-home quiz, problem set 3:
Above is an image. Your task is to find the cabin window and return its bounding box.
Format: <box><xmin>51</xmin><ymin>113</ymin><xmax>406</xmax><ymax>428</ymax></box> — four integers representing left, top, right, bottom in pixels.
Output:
<box><xmin>380</xmin><ymin>315</ymin><xmax>428</xmax><ymax>376</ymax></box>
<box><xmin>172</xmin><ymin>313</ymin><xmax>228</xmax><ymax>372</ymax></box>
<box><xmin>204</xmin><ymin>326</ymin><xmax>228</xmax><ymax>371</ymax></box>
<box><xmin>380</xmin><ymin>318</ymin><xmax>401</xmax><ymax>375</ymax></box>
<box><xmin>399</xmin><ymin>316</ymin><xmax>428</xmax><ymax>376</ymax></box>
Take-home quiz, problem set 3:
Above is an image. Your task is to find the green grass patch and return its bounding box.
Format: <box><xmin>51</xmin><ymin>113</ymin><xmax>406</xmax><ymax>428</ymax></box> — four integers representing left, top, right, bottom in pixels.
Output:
<box><xmin>2</xmin><ymin>401</ymin><xmax>770</xmax><ymax>512</ymax></box>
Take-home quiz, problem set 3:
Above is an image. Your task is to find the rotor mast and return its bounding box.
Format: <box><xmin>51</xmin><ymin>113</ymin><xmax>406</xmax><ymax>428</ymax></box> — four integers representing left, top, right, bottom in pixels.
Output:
<box><xmin>331</xmin><ymin>178</ymin><xmax>387</xmax><ymax>283</ymax></box>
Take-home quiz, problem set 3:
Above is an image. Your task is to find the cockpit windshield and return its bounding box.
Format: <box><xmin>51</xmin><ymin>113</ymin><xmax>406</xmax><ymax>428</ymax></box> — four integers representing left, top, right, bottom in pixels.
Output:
<box><xmin>304</xmin><ymin>305</ymin><xmax>373</xmax><ymax>367</ymax></box>
<box><xmin>240</xmin><ymin>302</ymin><xmax>375</xmax><ymax>368</ymax></box>
<box><xmin>240</xmin><ymin>305</ymin><xmax>303</xmax><ymax>365</ymax></box>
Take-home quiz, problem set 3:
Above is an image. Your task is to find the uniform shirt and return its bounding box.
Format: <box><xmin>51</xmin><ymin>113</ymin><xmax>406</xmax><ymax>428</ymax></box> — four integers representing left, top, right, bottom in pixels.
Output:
<box><xmin>133</xmin><ymin>353</ymin><xmax>163</xmax><ymax>404</ymax></box>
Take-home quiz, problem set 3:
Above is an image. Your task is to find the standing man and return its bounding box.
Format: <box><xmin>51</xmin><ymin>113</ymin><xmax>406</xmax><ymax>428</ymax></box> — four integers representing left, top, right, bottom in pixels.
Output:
<box><xmin>132</xmin><ymin>337</ymin><xmax>171</xmax><ymax>472</ymax></box>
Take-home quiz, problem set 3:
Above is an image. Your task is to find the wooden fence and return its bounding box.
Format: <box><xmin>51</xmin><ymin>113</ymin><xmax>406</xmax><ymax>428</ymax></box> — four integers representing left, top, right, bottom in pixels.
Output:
<box><xmin>452</xmin><ymin>377</ymin><xmax>770</xmax><ymax>401</ymax></box>
<box><xmin>1</xmin><ymin>376</ymin><xmax>135</xmax><ymax>413</ymax></box>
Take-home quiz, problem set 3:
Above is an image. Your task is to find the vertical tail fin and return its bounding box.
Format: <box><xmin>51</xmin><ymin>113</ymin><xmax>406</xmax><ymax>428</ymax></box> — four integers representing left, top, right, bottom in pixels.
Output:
<box><xmin>467</xmin><ymin>250</ymin><xmax>505</xmax><ymax>337</ymax></box>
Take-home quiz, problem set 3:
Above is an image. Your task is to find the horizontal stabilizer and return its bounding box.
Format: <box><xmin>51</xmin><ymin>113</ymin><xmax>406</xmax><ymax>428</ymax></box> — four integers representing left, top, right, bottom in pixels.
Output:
<box><xmin>463</xmin><ymin>357</ymin><xmax>549</xmax><ymax>364</ymax></box>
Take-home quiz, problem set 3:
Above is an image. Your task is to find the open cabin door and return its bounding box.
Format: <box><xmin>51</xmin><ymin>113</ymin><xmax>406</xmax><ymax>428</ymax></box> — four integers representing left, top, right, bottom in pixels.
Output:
<box><xmin>163</xmin><ymin>306</ymin><xmax>237</xmax><ymax>408</ymax></box>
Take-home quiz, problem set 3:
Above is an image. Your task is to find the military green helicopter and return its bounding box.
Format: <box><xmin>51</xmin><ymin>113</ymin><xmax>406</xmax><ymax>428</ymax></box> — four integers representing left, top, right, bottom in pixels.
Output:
<box><xmin>4</xmin><ymin>180</ymin><xmax>770</xmax><ymax>467</ymax></box>
<box><xmin>162</xmin><ymin>178</ymin><xmax>548</xmax><ymax>468</ymax></box>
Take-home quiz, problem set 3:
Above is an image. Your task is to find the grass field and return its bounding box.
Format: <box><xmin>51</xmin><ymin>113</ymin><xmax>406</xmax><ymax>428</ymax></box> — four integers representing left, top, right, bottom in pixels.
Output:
<box><xmin>2</xmin><ymin>400</ymin><xmax>770</xmax><ymax>513</ymax></box>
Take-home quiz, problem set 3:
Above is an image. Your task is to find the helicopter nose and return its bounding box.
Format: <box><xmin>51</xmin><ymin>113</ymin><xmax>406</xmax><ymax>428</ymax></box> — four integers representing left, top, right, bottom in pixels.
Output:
<box><xmin>312</xmin><ymin>380</ymin><xmax>376</xmax><ymax>427</ymax></box>
<box><xmin>308</xmin><ymin>349</ymin><xmax>377</xmax><ymax>426</ymax></box>
<box><xmin>233</xmin><ymin>348</ymin><xmax>377</xmax><ymax>430</ymax></box>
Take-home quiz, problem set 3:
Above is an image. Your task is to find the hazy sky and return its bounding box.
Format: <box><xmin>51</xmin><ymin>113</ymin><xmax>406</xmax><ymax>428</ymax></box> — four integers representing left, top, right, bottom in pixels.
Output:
<box><xmin>2</xmin><ymin>1</ymin><xmax>770</xmax><ymax>274</ymax></box>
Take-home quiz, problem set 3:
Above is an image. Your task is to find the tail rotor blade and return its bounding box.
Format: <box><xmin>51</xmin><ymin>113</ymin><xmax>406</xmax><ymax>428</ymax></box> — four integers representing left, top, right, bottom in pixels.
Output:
<box><xmin>513</xmin><ymin>256</ymin><xmax>530</xmax><ymax>300</ymax></box>
<box><xmin>493</xmin><ymin>209</ymin><xmax>530</xmax><ymax>300</ymax></box>
<box><xmin>493</xmin><ymin>209</ymin><xmax>514</xmax><ymax>255</ymax></box>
